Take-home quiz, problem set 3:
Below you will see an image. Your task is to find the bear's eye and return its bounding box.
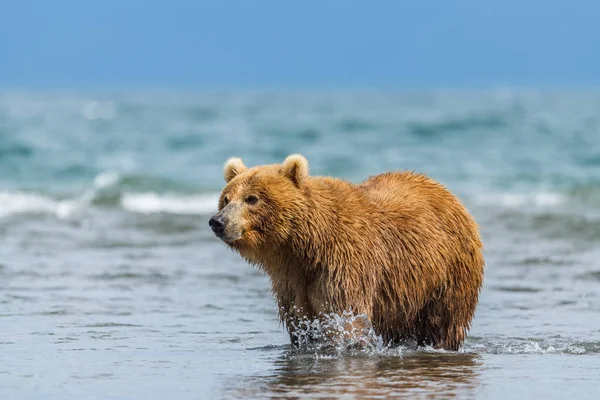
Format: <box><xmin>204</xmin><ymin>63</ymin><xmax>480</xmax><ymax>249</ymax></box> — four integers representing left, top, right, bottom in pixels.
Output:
<box><xmin>222</xmin><ymin>196</ymin><xmax>229</xmax><ymax>206</ymax></box>
<box><xmin>245</xmin><ymin>195</ymin><xmax>259</xmax><ymax>205</ymax></box>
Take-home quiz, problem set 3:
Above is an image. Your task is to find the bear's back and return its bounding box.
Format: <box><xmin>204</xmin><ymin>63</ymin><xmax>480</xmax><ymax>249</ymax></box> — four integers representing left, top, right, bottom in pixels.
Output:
<box><xmin>358</xmin><ymin>171</ymin><xmax>447</xmax><ymax>208</ymax></box>
<box><xmin>357</xmin><ymin>170</ymin><xmax>482</xmax><ymax>269</ymax></box>
<box><xmin>357</xmin><ymin>171</ymin><xmax>474</xmax><ymax>230</ymax></box>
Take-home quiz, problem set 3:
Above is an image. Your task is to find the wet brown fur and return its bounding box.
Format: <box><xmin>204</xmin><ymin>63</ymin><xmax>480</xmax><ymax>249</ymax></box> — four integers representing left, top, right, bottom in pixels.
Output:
<box><xmin>214</xmin><ymin>154</ymin><xmax>484</xmax><ymax>350</ymax></box>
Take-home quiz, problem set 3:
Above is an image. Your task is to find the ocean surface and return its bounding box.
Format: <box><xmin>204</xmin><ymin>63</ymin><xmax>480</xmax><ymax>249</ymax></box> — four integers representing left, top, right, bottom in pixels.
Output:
<box><xmin>1</xmin><ymin>90</ymin><xmax>599</xmax><ymax>399</ymax></box>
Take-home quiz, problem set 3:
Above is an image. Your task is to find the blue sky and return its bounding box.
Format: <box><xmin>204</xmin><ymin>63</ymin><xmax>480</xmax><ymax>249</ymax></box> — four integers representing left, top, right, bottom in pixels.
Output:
<box><xmin>0</xmin><ymin>0</ymin><xmax>598</xmax><ymax>89</ymax></box>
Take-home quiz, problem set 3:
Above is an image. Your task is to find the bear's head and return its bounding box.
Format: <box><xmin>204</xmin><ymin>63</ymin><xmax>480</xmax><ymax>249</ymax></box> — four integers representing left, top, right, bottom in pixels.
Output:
<box><xmin>209</xmin><ymin>154</ymin><xmax>310</xmax><ymax>256</ymax></box>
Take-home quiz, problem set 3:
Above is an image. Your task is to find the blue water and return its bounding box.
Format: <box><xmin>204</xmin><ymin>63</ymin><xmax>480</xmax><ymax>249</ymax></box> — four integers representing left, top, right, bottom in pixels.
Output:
<box><xmin>1</xmin><ymin>90</ymin><xmax>600</xmax><ymax>399</ymax></box>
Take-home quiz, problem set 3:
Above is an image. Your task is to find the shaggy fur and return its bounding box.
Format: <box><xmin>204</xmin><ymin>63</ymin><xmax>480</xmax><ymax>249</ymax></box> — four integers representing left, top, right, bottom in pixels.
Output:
<box><xmin>211</xmin><ymin>154</ymin><xmax>484</xmax><ymax>350</ymax></box>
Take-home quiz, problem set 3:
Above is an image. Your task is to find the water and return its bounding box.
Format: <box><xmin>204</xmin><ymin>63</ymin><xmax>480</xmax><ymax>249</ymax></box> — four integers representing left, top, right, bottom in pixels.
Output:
<box><xmin>1</xmin><ymin>90</ymin><xmax>600</xmax><ymax>399</ymax></box>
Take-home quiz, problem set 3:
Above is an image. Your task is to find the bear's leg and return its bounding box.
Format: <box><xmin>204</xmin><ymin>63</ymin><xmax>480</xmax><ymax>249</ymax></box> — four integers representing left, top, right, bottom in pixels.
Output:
<box><xmin>414</xmin><ymin>290</ymin><xmax>466</xmax><ymax>351</ymax></box>
<box><xmin>415</xmin><ymin>277</ymin><xmax>479</xmax><ymax>351</ymax></box>
<box><xmin>415</xmin><ymin>293</ymin><xmax>448</xmax><ymax>349</ymax></box>
<box><xmin>437</xmin><ymin>256</ymin><xmax>483</xmax><ymax>350</ymax></box>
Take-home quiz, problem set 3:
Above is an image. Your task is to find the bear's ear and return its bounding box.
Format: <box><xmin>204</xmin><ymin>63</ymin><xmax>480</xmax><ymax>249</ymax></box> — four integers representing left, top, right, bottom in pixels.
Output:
<box><xmin>224</xmin><ymin>157</ymin><xmax>248</xmax><ymax>182</ymax></box>
<box><xmin>281</xmin><ymin>154</ymin><xmax>309</xmax><ymax>186</ymax></box>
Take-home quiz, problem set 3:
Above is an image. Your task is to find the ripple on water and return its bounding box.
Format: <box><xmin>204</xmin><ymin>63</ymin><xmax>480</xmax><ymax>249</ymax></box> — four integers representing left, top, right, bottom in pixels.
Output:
<box><xmin>82</xmin><ymin>322</ymin><xmax>144</xmax><ymax>328</ymax></box>
<box><xmin>491</xmin><ymin>285</ymin><xmax>543</xmax><ymax>293</ymax></box>
<box><xmin>576</xmin><ymin>271</ymin><xmax>600</xmax><ymax>281</ymax></box>
<box><xmin>518</xmin><ymin>256</ymin><xmax>573</xmax><ymax>266</ymax></box>
<box><xmin>199</xmin><ymin>272</ymin><xmax>241</xmax><ymax>283</ymax></box>
<box><xmin>89</xmin><ymin>272</ymin><xmax>171</xmax><ymax>283</ymax></box>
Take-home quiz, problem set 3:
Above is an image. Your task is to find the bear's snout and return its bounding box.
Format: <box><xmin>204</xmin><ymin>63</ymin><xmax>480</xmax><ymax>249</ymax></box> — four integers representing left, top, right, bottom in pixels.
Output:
<box><xmin>209</xmin><ymin>214</ymin><xmax>227</xmax><ymax>236</ymax></box>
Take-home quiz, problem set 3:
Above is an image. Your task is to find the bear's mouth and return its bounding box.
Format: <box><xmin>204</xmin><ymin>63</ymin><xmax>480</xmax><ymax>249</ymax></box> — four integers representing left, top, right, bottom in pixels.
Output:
<box><xmin>218</xmin><ymin>233</ymin><xmax>243</xmax><ymax>244</ymax></box>
<box><xmin>218</xmin><ymin>227</ymin><xmax>263</xmax><ymax>245</ymax></box>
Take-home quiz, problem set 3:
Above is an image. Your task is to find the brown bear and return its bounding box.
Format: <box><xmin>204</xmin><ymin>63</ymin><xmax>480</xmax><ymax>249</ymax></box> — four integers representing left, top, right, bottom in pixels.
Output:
<box><xmin>209</xmin><ymin>154</ymin><xmax>484</xmax><ymax>350</ymax></box>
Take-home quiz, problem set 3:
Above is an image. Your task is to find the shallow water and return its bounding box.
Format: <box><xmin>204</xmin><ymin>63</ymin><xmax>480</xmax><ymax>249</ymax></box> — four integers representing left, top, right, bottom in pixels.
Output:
<box><xmin>1</xmin><ymin>91</ymin><xmax>600</xmax><ymax>399</ymax></box>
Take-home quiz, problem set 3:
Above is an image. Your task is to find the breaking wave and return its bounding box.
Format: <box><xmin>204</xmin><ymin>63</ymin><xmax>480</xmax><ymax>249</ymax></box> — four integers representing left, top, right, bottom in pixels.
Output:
<box><xmin>0</xmin><ymin>191</ymin><xmax>79</xmax><ymax>219</ymax></box>
<box><xmin>120</xmin><ymin>192</ymin><xmax>218</xmax><ymax>215</ymax></box>
<box><xmin>0</xmin><ymin>171</ymin><xmax>220</xmax><ymax>219</ymax></box>
<box><xmin>472</xmin><ymin>191</ymin><xmax>567</xmax><ymax>208</ymax></box>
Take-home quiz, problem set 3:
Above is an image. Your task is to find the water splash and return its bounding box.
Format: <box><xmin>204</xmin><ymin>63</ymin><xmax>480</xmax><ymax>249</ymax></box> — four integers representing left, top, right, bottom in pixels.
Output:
<box><xmin>282</xmin><ymin>311</ymin><xmax>600</xmax><ymax>358</ymax></box>
<box><xmin>288</xmin><ymin>311</ymin><xmax>387</xmax><ymax>355</ymax></box>
<box><xmin>466</xmin><ymin>337</ymin><xmax>600</xmax><ymax>355</ymax></box>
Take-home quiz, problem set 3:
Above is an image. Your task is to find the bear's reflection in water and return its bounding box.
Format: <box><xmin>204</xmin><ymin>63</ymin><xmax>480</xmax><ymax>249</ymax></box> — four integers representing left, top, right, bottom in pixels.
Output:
<box><xmin>234</xmin><ymin>350</ymin><xmax>481</xmax><ymax>399</ymax></box>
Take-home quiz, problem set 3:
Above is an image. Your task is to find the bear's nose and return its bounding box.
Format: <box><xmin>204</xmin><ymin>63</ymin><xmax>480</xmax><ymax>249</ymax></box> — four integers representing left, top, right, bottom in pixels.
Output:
<box><xmin>209</xmin><ymin>215</ymin><xmax>226</xmax><ymax>236</ymax></box>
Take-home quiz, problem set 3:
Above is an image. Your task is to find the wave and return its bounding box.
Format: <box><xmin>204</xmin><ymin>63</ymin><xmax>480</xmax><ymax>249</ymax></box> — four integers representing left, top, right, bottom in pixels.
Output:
<box><xmin>0</xmin><ymin>171</ymin><xmax>123</xmax><ymax>219</ymax></box>
<box><xmin>120</xmin><ymin>192</ymin><xmax>218</xmax><ymax>215</ymax></box>
<box><xmin>471</xmin><ymin>191</ymin><xmax>567</xmax><ymax>208</ymax></box>
<box><xmin>0</xmin><ymin>190</ymin><xmax>219</xmax><ymax>219</ymax></box>
<box><xmin>0</xmin><ymin>191</ymin><xmax>76</xmax><ymax>219</ymax></box>
<box><xmin>467</xmin><ymin>183</ymin><xmax>600</xmax><ymax>212</ymax></box>
<box><xmin>0</xmin><ymin>171</ymin><xmax>219</xmax><ymax>219</ymax></box>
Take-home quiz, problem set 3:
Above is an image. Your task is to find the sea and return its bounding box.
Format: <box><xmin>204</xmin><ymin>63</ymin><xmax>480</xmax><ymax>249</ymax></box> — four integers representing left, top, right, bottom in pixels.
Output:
<box><xmin>1</xmin><ymin>90</ymin><xmax>599</xmax><ymax>399</ymax></box>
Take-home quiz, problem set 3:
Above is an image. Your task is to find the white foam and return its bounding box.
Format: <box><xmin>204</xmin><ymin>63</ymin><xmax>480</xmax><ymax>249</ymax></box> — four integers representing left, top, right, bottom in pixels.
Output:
<box><xmin>93</xmin><ymin>171</ymin><xmax>120</xmax><ymax>189</ymax></box>
<box><xmin>475</xmin><ymin>191</ymin><xmax>567</xmax><ymax>208</ymax></box>
<box><xmin>531</xmin><ymin>192</ymin><xmax>567</xmax><ymax>207</ymax></box>
<box><xmin>467</xmin><ymin>340</ymin><xmax>592</xmax><ymax>355</ymax></box>
<box><xmin>0</xmin><ymin>187</ymin><xmax>220</xmax><ymax>218</ymax></box>
<box><xmin>0</xmin><ymin>171</ymin><xmax>118</xmax><ymax>219</ymax></box>
<box><xmin>120</xmin><ymin>192</ymin><xmax>219</xmax><ymax>215</ymax></box>
<box><xmin>0</xmin><ymin>192</ymin><xmax>82</xmax><ymax>219</ymax></box>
